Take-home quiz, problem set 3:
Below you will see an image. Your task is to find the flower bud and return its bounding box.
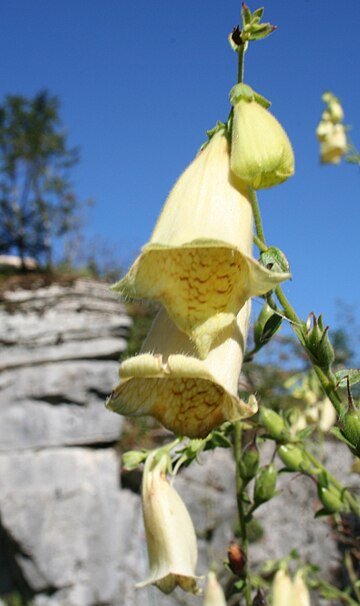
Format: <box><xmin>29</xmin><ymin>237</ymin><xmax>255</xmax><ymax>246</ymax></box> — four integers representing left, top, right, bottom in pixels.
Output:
<box><xmin>272</xmin><ymin>569</ymin><xmax>293</xmax><ymax>606</ymax></box>
<box><xmin>253</xmin><ymin>303</ymin><xmax>282</xmax><ymax>348</ymax></box>
<box><xmin>298</xmin><ymin>314</ymin><xmax>335</xmax><ymax>372</ymax></box>
<box><xmin>137</xmin><ymin>453</ymin><xmax>199</xmax><ymax>594</ymax></box>
<box><xmin>239</xmin><ymin>442</ymin><xmax>260</xmax><ymax>482</ymax></box>
<box><xmin>317</xmin><ymin>484</ymin><xmax>346</xmax><ymax>514</ymax></box>
<box><xmin>341</xmin><ymin>407</ymin><xmax>360</xmax><ymax>456</ymax></box>
<box><xmin>230</xmin><ymin>83</ymin><xmax>294</xmax><ymax>189</ymax></box>
<box><xmin>277</xmin><ymin>444</ymin><xmax>313</xmax><ymax>474</ymax></box>
<box><xmin>203</xmin><ymin>572</ymin><xmax>227</xmax><ymax>606</ymax></box>
<box><xmin>254</xmin><ymin>463</ymin><xmax>277</xmax><ymax>505</ymax></box>
<box><xmin>227</xmin><ymin>540</ymin><xmax>247</xmax><ymax>577</ymax></box>
<box><xmin>259</xmin><ymin>407</ymin><xmax>290</xmax><ymax>442</ymax></box>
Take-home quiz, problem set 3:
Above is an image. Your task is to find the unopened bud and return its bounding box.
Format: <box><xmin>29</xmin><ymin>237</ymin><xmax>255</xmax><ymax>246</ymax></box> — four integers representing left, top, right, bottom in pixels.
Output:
<box><xmin>254</xmin><ymin>303</ymin><xmax>282</xmax><ymax>348</ymax></box>
<box><xmin>227</xmin><ymin>540</ymin><xmax>247</xmax><ymax>577</ymax></box>
<box><xmin>317</xmin><ymin>485</ymin><xmax>346</xmax><ymax>514</ymax></box>
<box><xmin>259</xmin><ymin>407</ymin><xmax>290</xmax><ymax>442</ymax></box>
<box><xmin>239</xmin><ymin>442</ymin><xmax>260</xmax><ymax>482</ymax></box>
<box><xmin>299</xmin><ymin>313</ymin><xmax>335</xmax><ymax>371</ymax></box>
<box><xmin>341</xmin><ymin>407</ymin><xmax>360</xmax><ymax>457</ymax></box>
<box><xmin>277</xmin><ymin>444</ymin><xmax>313</xmax><ymax>474</ymax></box>
<box><xmin>230</xmin><ymin>83</ymin><xmax>294</xmax><ymax>190</ymax></box>
<box><xmin>254</xmin><ymin>463</ymin><xmax>277</xmax><ymax>505</ymax></box>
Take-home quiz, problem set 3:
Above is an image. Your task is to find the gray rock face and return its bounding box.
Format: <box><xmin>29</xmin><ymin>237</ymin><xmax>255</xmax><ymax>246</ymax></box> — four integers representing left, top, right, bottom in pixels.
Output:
<box><xmin>0</xmin><ymin>279</ymin><xmax>132</xmax><ymax>604</ymax></box>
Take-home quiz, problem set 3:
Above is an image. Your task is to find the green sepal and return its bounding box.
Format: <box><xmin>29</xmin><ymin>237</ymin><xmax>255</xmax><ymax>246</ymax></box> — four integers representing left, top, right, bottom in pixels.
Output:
<box><xmin>254</xmin><ymin>303</ymin><xmax>282</xmax><ymax>347</ymax></box>
<box><xmin>122</xmin><ymin>449</ymin><xmax>148</xmax><ymax>470</ymax></box>
<box><xmin>229</xmin><ymin>83</ymin><xmax>271</xmax><ymax>109</ymax></box>
<box><xmin>252</xmin><ymin>7</ymin><xmax>264</xmax><ymax>23</ymax></box>
<box><xmin>260</xmin><ymin>247</ymin><xmax>290</xmax><ymax>274</ymax></box>
<box><xmin>330</xmin><ymin>426</ymin><xmax>355</xmax><ymax>449</ymax></box>
<box><xmin>241</xmin><ymin>3</ymin><xmax>252</xmax><ymax>26</ymax></box>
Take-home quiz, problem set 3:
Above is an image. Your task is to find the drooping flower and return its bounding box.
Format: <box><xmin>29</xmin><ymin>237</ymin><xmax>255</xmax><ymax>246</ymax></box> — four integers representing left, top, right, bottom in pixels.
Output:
<box><xmin>112</xmin><ymin>129</ymin><xmax>290</xmax><ymax>358</ymax></box>
<box><xmin>203</xmin><ymin>572</ymin><xmax>227</xmax><ymax>606</ymax></box>
<box><xmin>106</xmin><ymin>301</ymin><xmax>257</xmax><ymax>439</ymax></box>
<box><xmin>137</xmin><ymin>452</ymin><xmax>199</xmax><ymax>594</ymax></box>
<box><xmin>230</xmin><ymin>83</ymin><xmax>295</xmax><ymax>189</ymax></box>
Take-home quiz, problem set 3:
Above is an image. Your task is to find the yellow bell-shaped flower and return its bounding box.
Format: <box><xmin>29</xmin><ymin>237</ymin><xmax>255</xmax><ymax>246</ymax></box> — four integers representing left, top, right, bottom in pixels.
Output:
<box><xmin>113</xmin><ymin>129</ymin><xmax>290</xmax><ymax>358</ymax></box>
<box><xmin>106</xmin><ymin>301</ymin><xmax>257</xmax><ymax>438</ymax></box>
<box><xmin>137</xmin><ymin>452</ymin><xmax>199</xmax><ymax>594</ymax></box>
<box><xmin>230</xmin><ymin>84</ymin><xmax>294</xmax><ymax>190</ymax></box>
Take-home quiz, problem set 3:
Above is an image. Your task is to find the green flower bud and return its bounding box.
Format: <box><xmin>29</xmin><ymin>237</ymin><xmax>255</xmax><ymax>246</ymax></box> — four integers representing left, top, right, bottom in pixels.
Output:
<box><xmin>317</xmin><ymin>485</ymin><xmax>346</xmax><ymax>514</ymax></box>
<box><xmin>277</xmin><ymin>444</ymin><xmax>313</xmax><ymax>474</ymax></box>
<box><xmin>229</xmin><ymin>83</ymin><xmax>294</xmax><ymax>190</ymax></box>
<box><xmin>254</xmin><ymin>303</ymin><xmax>282</xmax><ymax>348</ymax></box>
<box><xmin>254</xmin><ymin>463</ymin><xmax>277</xmax><ymax>505</ymax></box>
<box><xmin>259</xmin><ymin>407</ymin><xmax>290</xmax><ymax>442</ymax></box>
<box><xmin>342</xmin><ymin>407</ymin><xmax>360</xmax><ymax>456</ymax></box>
<box><xmin>239</xmin><ymin>442</ymin><xmax>260</xmax><ymax>481</ymax></box>
<box><xmin>122</xmin><ymin>449</ymin><xmax>147</xmax><ymax>470</ymax></box>
<box><xmin>296</xmin><ymin>314</ymin><xmax>335</xmax><ymax>372</ymax></box>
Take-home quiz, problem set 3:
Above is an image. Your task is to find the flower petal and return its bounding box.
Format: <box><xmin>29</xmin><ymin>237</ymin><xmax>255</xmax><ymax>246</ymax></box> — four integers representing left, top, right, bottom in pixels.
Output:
<box><xmin>106</xmin><ymin>303</ymin><xmax>257</xmax><ymax>438</ymax></box>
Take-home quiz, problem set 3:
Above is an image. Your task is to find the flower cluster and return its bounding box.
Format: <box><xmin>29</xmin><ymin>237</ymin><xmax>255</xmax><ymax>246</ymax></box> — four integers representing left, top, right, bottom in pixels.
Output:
<box><xmin>107</xmin><ymin>115</ymin><xmax>292</xmax><ymax>438</ymax></box>
<box><xmin>316</xmin><ymin>91</ymin><xmax>347</xmax><ymax>164</ymax></box>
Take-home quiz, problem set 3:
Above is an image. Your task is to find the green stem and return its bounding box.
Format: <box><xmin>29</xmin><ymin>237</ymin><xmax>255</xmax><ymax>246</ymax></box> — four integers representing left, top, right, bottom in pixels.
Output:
<box><xmin>233</xmin><ymin>422</ymin><xmax>252</xmax><ymax>606</ymax></box>
<box><xmin>237</xmin><ymin>43</ymin><xmax>246</xmax><ymax>84</ymax></box>
<box><xmin>248</xmin><ymin>187</ymin><xmax>266</xmax><ymax>244</ymax></box>
<box><xmin>253</xmin><ymin>234</ymin><xmax>268</xmax><ymax>252</ymax></box>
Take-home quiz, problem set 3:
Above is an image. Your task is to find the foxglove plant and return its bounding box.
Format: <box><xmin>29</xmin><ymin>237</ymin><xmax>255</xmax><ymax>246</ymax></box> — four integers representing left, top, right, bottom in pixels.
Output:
<box><xmin>107</xmin><ymin>4</ymin><xmax>360</xmax><ymax>605</ymax></box>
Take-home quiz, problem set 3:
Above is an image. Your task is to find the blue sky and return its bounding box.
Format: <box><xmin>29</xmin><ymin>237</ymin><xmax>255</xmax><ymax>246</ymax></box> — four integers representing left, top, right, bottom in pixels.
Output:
<box><xmin>1</xmin><ymin>0</ymin><xmax>359</xmax><ymax>336</ymax></box>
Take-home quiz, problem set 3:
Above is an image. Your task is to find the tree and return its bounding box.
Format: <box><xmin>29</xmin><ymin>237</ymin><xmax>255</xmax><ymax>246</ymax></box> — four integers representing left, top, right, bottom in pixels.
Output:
<box><xmin>0</xmin><ymin>90</ymin><xmax>79</xmax><ymax>268</ymax></box>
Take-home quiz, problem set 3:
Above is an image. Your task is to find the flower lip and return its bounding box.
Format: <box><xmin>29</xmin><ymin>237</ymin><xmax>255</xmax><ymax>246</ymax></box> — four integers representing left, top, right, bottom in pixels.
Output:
<box><xmin>106</xmin><ymin>303</ymin><xmax>258</xmax><ymax>439</ymax></box>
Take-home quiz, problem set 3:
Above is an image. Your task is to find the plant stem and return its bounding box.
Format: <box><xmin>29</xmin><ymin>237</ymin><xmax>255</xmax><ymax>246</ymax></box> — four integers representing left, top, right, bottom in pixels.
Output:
<box><xmin>234</xmin><ymin>422</ymin><xmax>252</xmax><ymax>606</ymax></box>
<box><xmin>249</xmin><ymin>187</ymin><xmax>346</xmax><ymax>420</ymax></box>
<box><xmin>237</xmin><ymin>43</ymin><xmax>246</xmax><ymax>84</ymax></box>
<box><xmin>248</xmin><ymin>187</ymin><xmax>266</xmax><ymax>244</ymax></box>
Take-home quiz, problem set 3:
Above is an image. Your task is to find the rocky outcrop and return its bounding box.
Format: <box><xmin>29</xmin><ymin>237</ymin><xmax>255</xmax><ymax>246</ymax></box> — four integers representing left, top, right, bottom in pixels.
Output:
<box><xmin>0</xmin><ymin>279</ymin><xmax>132</xmax><ymax>605</ymax></box>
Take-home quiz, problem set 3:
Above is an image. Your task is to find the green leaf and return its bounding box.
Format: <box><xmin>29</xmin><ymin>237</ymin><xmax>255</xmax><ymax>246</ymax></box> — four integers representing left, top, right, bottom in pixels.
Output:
<box><xmin>335</xmin><ymin>368</ymin><xmax>360</xmax><ymax>387</ymax></box>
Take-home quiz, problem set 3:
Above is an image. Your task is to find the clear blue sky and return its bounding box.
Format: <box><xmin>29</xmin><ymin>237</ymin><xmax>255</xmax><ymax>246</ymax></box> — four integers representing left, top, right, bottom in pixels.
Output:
<box><xmin>1</xmin><ymin>0</ymin><xmax>359</xmax><ymax>335</ymax></box>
